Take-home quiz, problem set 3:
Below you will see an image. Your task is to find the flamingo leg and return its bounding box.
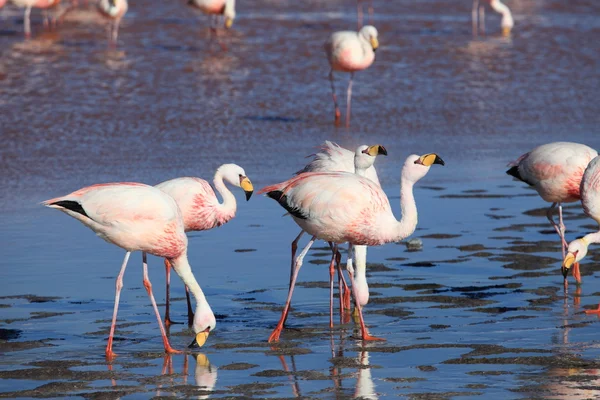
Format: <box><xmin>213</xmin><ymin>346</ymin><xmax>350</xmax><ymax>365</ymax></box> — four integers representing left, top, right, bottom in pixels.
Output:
<box><xmin>585</xmin><ymin>304</ymin><xmax>600</xmax><ymax>315</ymax></box>
<box><xmin>345</xmin><ymin>72</ymin><xmax>354</xmax><ymax>127</ymax></box>
<box><xmin>112</xmin><ymin>19</ymin><xmax>120</xmax><ymax>46</ymax></box>
<box><xmin>328</xmin><ymin>242</ymin><xmax>349</xmax><ymax>318</ymax></box>
<box><xmin>346</xmin><ymin>245</ymin><xmax>384</xmax><ymax>341</ymax></box>
<box><xmin>164</xmin><ymin>259</ymin><xmax>177</xmax><ymax>326</ymax></box>
<box><xmin>185</xmin><ymin>285</ymin><xmax>194</xmax><ymax>325</ymax></box>
<box><xmin>328</xmin><ymin>69</ymin><xmax>342</xmax><ymax>124</ymax></box>
<box><xmin>367</xmin><ymin>0</ymin><xmax>374</xmax><ymax>26</ymax></box>
<box><xmin>24</xmin><ymin>6</ymin><xmax>32</xmax><ymax>39</ymax></box>
<box><xmin>357</xmin><ymin>0</ymin><xmax>363</xmax><ymax>30</ymax></box>
<box><xmin>290</xmin><ymin>231</ymin><xmax>305</xmax><ymax>289</ymax></box>
<box><xmin>106</xmin><ymin>251</ymin><xmax>131</xmax><ymax>361</ymax></box>
<box><xmin>556</xmin><ymin>204</ymin><xmax>580</xmax><ymax>283</ymax></box>
<box><xmin>268</xmin><ymin>236</ymin><xmax>316</xmax><ymax>343</ymax></box>
<box><xmin>328</xmin><ymin>244</ymin><xmax>338</xmax><ymax>329</ymax></box>
<box><xmin>472</xmin><ymin>0</ymin><xmax>479</xmax><ymax>36</ymax></box>
<box><xmin>478</xmin><ymin>4</ymin><xmax>485</xmax><ymax>35</ymax></box>
<box><xmin>142</xmin><ymin>253</ymin><xmax>182</xmax><ymax>355</ymax></box>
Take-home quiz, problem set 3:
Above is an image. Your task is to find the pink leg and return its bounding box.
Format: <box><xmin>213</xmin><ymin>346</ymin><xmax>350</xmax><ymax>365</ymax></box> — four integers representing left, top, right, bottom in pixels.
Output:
<box><xmin>328</xmin><ymin>70</ymin><xmax>341</xmax><ymax>124</ymax></box>
<box><xmin>185</xmin><ymin>285</ymin><xmax>194</xmax><ymax>325</ymax></box>
<box><xmin>328</xmin><ymin>242</ymin><xmax>349</xmax><ymax>318</ymax></box>
<box><xmin>106</xmin><ymin>251</ymin><xmax>131</xmax><ymax>361</ymax></box>
<box><xmin>24</xmin><ymin>6</ymin><xmax>32</xmax><ymax>39</ymax></box>
<box><xmin>357</xmin><ymin>0</ymin><xmax>363</xmax><ymax>30</ymax></box>
<box><xmin>164</xmin><ymin>259</ymin><xmax>176</xmax><ymax>326</ymax></box>
<box><xmin>347</xmin><ymin>245</ymin><xmax>384</xmax><ymax>341</ymax></box>
<box><xmin>367</xmin><ymin>0</ymin><xmax>374</xmax><ymax>26</ymax></box>
<box><xmin>112</xmin><ymin>19</ymin><xmax>120</xmax><ymax>46</ymax></box>
<box><xmin>268</xmin><ymin>236</ymin><xmax>316</xmax><ymax>343</ymax></box>
<box><xmin>557</xmin><ymin>204</ymin><xmax>568</xmax><ymax>257</ymax></box>
<box><xmin>547</xmin><ymin>203</ymin><xmax>569</xmax><ymax>256</ymax></box>
<box><xmin>328</xmin><ymin>244</ymin><xmax>337</xmax><ymax>329</ymax></box>
<box><xmin>479</xmin><ymin>5</ymin><xmax>485</xmax><ymax>35</ymax></box>
<box><xmin>472</xmin><ymin>0</ymin><xmax>479</xmax><ymax>36</ymax></box>
<box><xmin>585</xmin><ymin>303</ymin><xmax>600</xmax><ymax>315</ymax></box>
<box><xmin>142</xmin><ymin>253</ymin><xmax>181</xmax><ymax>355</ymax></box>
<box><xmin>346</xmin><ymin>72</ymin><xmax>354</xmax><ymax>127</ymax></box>
<box><xmin>290</xmin><ymin>231</ymin><xmax>305</xmax><ymax>289</ymax></box>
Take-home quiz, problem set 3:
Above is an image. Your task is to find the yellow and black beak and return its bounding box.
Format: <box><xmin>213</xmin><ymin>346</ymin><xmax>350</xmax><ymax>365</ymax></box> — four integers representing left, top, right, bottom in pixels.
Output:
<box><xmin>240</xmin><ymin>176</ymin><xmax>253</xmax><ymax>201</ymax></box>
<box><xmin>189</xmin><ymin>328</ymin><xmax>210</xmax><ymax>349</ymax></box>
<box><xmin>225</xmin><ymin>18</ymin><xmax>233</xmax><ymax>29</ymax></box>
<box><xmin>415</xmin><ymin>153</ymin><xmax>445</xmax><ymax>167</ymax></box>
<box><xmin>370</xmin><ymin>37</ymin><xmax>379</xmax><ymax>51</ymax></box>
<box><xmin>562</xmin><ymin>252</ymin><xmax>576</xmax><ymax>279</ymax></box>
<box><xmin>363</xmin><ymin>144</ymin><xmax>388</xmax><ymax>157</ymax></box>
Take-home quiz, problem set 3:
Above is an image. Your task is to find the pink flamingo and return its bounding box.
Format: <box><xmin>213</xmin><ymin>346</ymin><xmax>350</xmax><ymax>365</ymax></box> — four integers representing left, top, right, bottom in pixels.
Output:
<box><xmin>472</xmin><ymin>0</ymin><xmax>514</xmax><ymax>37</ymax></box>
<box><xmin>563</xmin><ymin>155</ymin><xmax>600</xmax><ymax>309</ymax></box>
<box><xmin>10</xmin><ymin>0</ymin><xmax>60</xmax><ymax>38</ymax></box>
<box><xmin>155</xmin><ymin>164</ymin><xmax>253</xmax><ymax>326</ymax></box>
<box><xmin>188</xmin><ymin>0</ymin><xmax>235</xmax><ymax>49</ymax></box>
<box><xmin>507</xmin><ymin>142</ymin><xmax>597</xmax><ymax>284</ymax></box>
<box><xmin>97</xmin><ymin>0</ymin><xmax>128</xmax><ymax>47</ymax></box>
<box><xmin>0</xmin><ymin>0</ymin><xmax>7</xmax><ymax>8</ymax></box>
<box><xmin>295</xmin><ymin>142</ymin><xmax>386</xmax><ymax>318</ymax></box>
<box><xmin>43</xmin><ymin>182</ymin><xmax>216</xmax><ymax>360</ymax></box>
<box><xmin>325</xmin><ymin>25</ymin><xmax>379</xmax><ymax>127</ymax></box>
<box><xmin>260</xmin><ymin>153</ymin><xmax>444</xmax><ymax>341</ymax></box>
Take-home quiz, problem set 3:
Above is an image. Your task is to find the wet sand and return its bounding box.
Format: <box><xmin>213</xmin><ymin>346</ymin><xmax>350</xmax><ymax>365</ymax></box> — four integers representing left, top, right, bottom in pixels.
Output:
<box><xmin>2</xmin><ymin>0</ymin><xmax>600</xmax><ymax>398</ymax></box>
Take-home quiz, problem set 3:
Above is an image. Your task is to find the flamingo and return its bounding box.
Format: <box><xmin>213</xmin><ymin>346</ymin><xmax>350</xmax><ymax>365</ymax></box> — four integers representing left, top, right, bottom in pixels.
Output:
<box><xmin>472</xmin><ymin>0</ymin><xmax>514</xmax><ymax>37</ymax></box>
<box><xmin>260</xmin><ymin>152</ymin><xmax>445</xmax><ymax>341</ymax></box>
<box><xmin>188</xmin><ymin>0</ymin><xmax>235</xmax><ymax>49</ymax></box>
<box><xmin>295</xmin><ymin>142</ymin><xmax>385</xmax><ymax>314</ymax></box>
<box><xmin>43</xmin><ymin>182</ymin><xmax>216</xmax><ymax>359</ymax></box>
<box><xmin>507</xmin><ymin>142</ymin><xmax>597</xmax><ymax>284</ymax></box>
<box><xmin>10</xmin><ymin>0</ymin><xmax>60</xmax><ymax>38</ymax></box>
<box><xmin>97</xmin><ymin>0</ymin><xmax>128</xmax><ymax>47</ymax></box>
<box><xmin>0</xmin><ymin>0</ymin><xmax>7</xmax><ymax>9</ymax></box>
<box><xmin>356</xmin><ymin>0</ymin><xmax>374</xmax><ymax>30</ymax></box>
<box><xmin>286</xmin><ymin>144</ymin><xmax>387</xmax><ymax>335</ymax></box>
<box><xmin>562</xmin><ymin>155</ymin><xmax>600</xmax><ymax>308</ymax></box>
<box><xmin>325</xmin><ymin>25</ymin><xmax>378</xmax><ymax>127</ymax></box>
<box><xmin>155</xmin><ymin>164</ymin><xmax>253</xmax><ymax>326</ymax></box>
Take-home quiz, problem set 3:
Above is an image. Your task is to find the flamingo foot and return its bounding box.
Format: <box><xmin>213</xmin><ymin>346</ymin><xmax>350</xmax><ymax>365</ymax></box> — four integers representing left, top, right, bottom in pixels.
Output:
<box><xmin>334</xmin><ymin>109</ymin><xmax>341</xmax><ymax>124</ymax></box>
<box><xmin>105</xmin><ymin>349</ymin><xmax>117</xmax><ymax>361</ymax></box>
<box><xmin>361</xmin><ymin>332</ymin><xmax>385</xmax><ymax>341</ymax></box>
<box><xmin>572</xmin><ymin>262</ymin><xmax>581</xmax><ymax>285</ymax></box>
<box><xmin>268</xmin><ymin>326</ymin><xmax>283</xmax><ymax>343</ymax></box>
<box><xmin>165</xmin><ymin>345</ymin><xmax>183</xmax><ymax>355</ymax></box>
<box><xmin>165</xmin><ymin>318</ymin><xmax>181</xmax><ymax>327</ymax></box>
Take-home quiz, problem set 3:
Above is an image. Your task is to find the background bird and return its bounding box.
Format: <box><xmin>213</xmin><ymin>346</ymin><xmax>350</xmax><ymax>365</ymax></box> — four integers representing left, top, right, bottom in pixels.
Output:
<box><xmin>10</xmin><ymin>0</ymin><xmax>60</xmax><ymax>38</ymax></box>
<box><xmin>155</xmin><ymin>164</ymin><xmax>253</xmax><ymax>326</ymax></box>
<box><xmin>507</xmin><ymin>142</ymin><xmax>598</xmax><ymax>284</ymax></box>
<box><xmin>97</xmin><ymin>0</ymin><xmax>127</xmax><ymax>47</ymax></box>
<box><xmin>260</xmin><ymin>152</ymin><xmax>444</xmax><ymax>342</ymax></box>
<box><xmin>43</xmin><ymin>182</ymin><xmax>215</xmax><ymax>359</ymax></box>
<box><xmin>472</xmin><ymin>0</ymin><xmax>514</xmax><ymax>36</ymax></box>
<box><xmin>324</xmin><ymin>25</ymin><xmax>379</xmax><ymax>127</ymax></box>
<box><xmin>188</xmin><ymin>0</ymin><xmax>235</xmax><ymax>50</ymax></box>
<box><xmin>562</xmin><ymin>155</ymin><xmax>600</xmax><ymax>301</ymax></box>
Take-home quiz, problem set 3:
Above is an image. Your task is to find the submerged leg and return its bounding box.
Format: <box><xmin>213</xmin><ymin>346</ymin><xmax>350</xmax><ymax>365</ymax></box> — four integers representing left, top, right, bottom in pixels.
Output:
<box><xmin>142</xmin><ymin>253</ymin><xmax>181</xmax><ymax>355</ymax></box>
<box><xmin>328</xmin><ymin>244</ymin><xmax>338</xmax><ymax>329</ymax></box>
<box><xmin>268</xmin><ymin>236</ymin><xmax>316</xmax><ymax>343</ymax></box>
<box><xmin>106</xmin><ymin>251</ymin><xmax>131</xmax><ymax>360</ymax></box>
<box><xmin>346</xmin><ymin>72</ymin><xmax>354</xmax><ymax>127</ymax></box>
<box><xmin>328</xmin><ymin>69</ymin><xmax>341</xmax><ymax>124</ymax></box>
<box><xmin>24</xmin><ymin>6</ymin><xmax>32</xmax><ymax>39</ymax></box>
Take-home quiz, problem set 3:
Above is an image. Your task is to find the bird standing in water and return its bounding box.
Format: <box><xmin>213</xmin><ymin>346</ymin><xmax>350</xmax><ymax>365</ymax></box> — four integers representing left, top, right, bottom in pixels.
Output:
<box><xmin>260</xmin><ymin>152</ymin><xmax>444</xmax><ymax>342</ymax></box>
<box><xmin>472</xmin><ymin>0</ymin><xmax>514</xmax><ymax>37</ymax></box>
<box><xmin>97</xmin><ymin>0</ymin><xmax>128</xmax><ymax>47</ymax></box>
<box><xmin>155</xmin><ymin>164</ymin><xmax>253</xmax><ymax>326</ymax></box>
<box><xmin>10</xmin><ymin>0</ymin><xmax>60</xmax><ymax>38</ymax></box>
<box><xmin>188</xmin><ymin>0</ymin><xmax>235</xmax><ymax>49</ymax></box>
<box><xmin>325</xmin><ymin>25</ymin><xmax>379</xmax><ymax>127</ymax></box>
<box><xmin>43</xmin><ymin>183</ymin><xmax>215</xmax><ymax>359</ymax></box>
<box><xmin>562</xmin><ymin>155</ymin><xmax>600</xmax><ymax>300</ymax></box>
<box><xmin>507</xmin><ymin>142</ymin><xmax>598</xmax><ymax>284</ymax></box>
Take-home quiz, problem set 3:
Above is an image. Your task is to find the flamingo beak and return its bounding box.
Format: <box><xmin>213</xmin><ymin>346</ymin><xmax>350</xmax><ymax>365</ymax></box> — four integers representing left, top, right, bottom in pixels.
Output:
<box><xmin>364</xmin><ymin>144</ymin><xmax>387</xmax><ymax>157</ymax></box>
<box><xmin>370</xmin><ymin>37</ymin><xmax>379</xmax><ymax>51</ymax></box>
<box><xmin>225</xmin><ymin>18</ymin><xmax>233</xmax><ymax>29</ymax></box>
<box><xmin>416</xmin><ymin>153</ymin><xmax>445</xmax><ymax>166</ymax></box>
<box><xmin>189</xmin><ymin>328</ymin><xmax>210</xmax><ymax>349</ymax></box>
<box><xmin>562</xmin><ymin>252</ymin><xmax>576</xmax><ymax>279</ymax></box>
<box><xmin>239</xmin><ymin>176</ymin><xmax>253</xmax><ymax>201</ymax></box>
<box><xmin>502</xmin><ymin>26</ymin><xmax>511</xmax><ymax>37</ymax></box>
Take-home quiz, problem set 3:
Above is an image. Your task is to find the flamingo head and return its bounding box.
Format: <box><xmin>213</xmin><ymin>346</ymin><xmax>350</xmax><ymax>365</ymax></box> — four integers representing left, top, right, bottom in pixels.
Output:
<box><xmin>359</xmin><ymin>25</ymin><xmax>379</xmax><ymax>51</ymax></box>
<box><xmin>562</xmin><ymin>238</ymin><xmax>588</xmax><ymax>278</ymax></box>
<box><xmin>220</xmin><ymin>164</ymin><xmax>254</xmax><ymax>201</ymax></box>
<box><xmin>403</xmin><ymin>153</ymin><xmax>445</xmax><ymax>183</ymax></box>
<box><xmin>354</xmin><ymin>144</ymin><xmax>387</xmax><ymax>171</ymax></box>
<box><xmin>189</xmin><ymin>306</ymin><xmax>217</xmax><ymax>349</ymax></box>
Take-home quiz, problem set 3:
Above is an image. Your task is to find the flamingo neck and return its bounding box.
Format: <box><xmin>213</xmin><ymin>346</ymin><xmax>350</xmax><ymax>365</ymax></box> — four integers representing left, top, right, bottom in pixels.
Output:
<box><xmin>353</xmin><ymin>245</ymin><xmax>370</xmax><ymax>306</ymax></box>
<box><xmin>169</xmin><ymin>254</ymin><xmax>215</xmax><ymax>333</ymax></box>
<box><xmin>393</xmin><ymin>177</ymin><xmax>418</xmax><ymax>242</ymax></box>
<box><xmin>583</xmin><ymin>231</ymin><xmax>600</xmax><ymax>246</ymax></box>
<box><xmin>490</xmin><ymin>0</ymin><xmax>514</xmax><ymax>28</ymax></box>
<box><xmin>213</xmin><ymin>168</ymin><xmax>237</xmax><ymax>224</ymax></box>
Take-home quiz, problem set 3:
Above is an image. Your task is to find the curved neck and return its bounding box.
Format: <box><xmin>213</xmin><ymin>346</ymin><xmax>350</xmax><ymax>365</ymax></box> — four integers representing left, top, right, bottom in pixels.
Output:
<box><xmin>213</xmin><ymin>169</ymin><xmax>237</xmax><ymax>220</ymax></box>
<box><xmin>353</xmin><ymin>245</ymin><xmax>369</xmax><ymax>306</ymax></box>
<box><xmin>490</xmin><ymin>0</ymin><xmax>513</xmax><ymax>27</ymax></box>
<box><xmin>394</xmin><ymin>178</ymin><xmax>418</xmax><ymax>241</ymax></box>
<box><xmin>583</xmin><ymin>231</ymin><xmax>600</xmax><ymax>246</ymax></box>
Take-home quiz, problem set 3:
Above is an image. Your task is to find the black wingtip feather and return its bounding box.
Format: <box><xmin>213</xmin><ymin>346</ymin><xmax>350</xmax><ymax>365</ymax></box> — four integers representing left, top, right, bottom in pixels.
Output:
<box><xmin>267</xmin><ymin>190</ymin><xmax>308</xmax><ymax>220</ymax></box>
<box><xmin>506</xmin><ymin>166</ymin><xmax>522</xmax><ymax>181</ymax></box>
<box><xmin>51</xmin><ymin>200</ymin><xmax>89</xmax><ymax>218</ymax></box>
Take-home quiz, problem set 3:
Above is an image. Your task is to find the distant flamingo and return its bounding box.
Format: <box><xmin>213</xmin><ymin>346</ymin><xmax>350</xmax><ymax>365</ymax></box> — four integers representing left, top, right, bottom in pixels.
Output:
<box><xmin>155</xmin><ymin>164</ymin><xmax>253</xmax><ymax>326</ymax></box>
<box><xmin>10</xmin><ymin>0</ymin><xmax>60</xmax><ymax>38</ymax></box>
<box><xmin>43</xmin><ymin>182</ymin><xmax>216</xmax><ymax>359</ymax></box>
<box><xmin>472</xmin><ymin>0</ymin><xmax>514</xmax><ymax>36</ymax></box>
<box><xmin>97</xmin><ymin>0</ymin><xmax>128</xmax><ymax>47</ymax></box>
<box><xmin>563</xmin><ymin>155</ymin><xmax>600</xmax><ymax>304</ymax></box>
<box><xmin>325</xmin><ymin>25</ymin><xmax>379</xmax><ymax>127</ymax></box>
<box><xmin>0</xmin><ymin>0</ymin><xmax>7</xmax><ymax>8</ymax></box>
<box><xmin>260</xmin><ymin>153</ymin><xmax>444</xmax><ymax>341</ymax></box>
<box><xmin>356</xmin><ymin>0</ymin><xmax>374</xmax><ymax>30</ymax></box>
<box><xmin>188</xmin><ymin>0</ymin><xmax>235</xmax><ymax>49</ymax></box>
<box><xmin>507</xmin><ymin>142</ymin><xmax>597</xmax><ymax>284</ymax></box>
<box><xmin>296</xmin><ymin>142</ymin><xmax>386</xmax><ymax>314</ymax></box>
<box><xmin>289</xmin><ymin>144</ymin><xmax>387</xmax><ymax>331</ymax></box>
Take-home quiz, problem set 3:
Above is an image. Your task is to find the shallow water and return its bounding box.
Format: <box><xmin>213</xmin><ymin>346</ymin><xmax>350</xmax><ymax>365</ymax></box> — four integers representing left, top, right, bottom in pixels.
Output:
<box><xmin>1</xmin><ymin>0</ymin><xmax>600</xmax><ymax>398</ymax></box>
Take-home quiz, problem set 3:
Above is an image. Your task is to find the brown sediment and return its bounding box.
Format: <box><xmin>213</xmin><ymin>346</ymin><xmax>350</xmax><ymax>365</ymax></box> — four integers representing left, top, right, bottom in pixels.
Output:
<box><xmin>220</xmin><ymin>362</ymin><xmax>259</xmax><ymax>370</ymax></box>
<box><xmin>421</xmin><ymin>233</ymin><xmax>461</xmax><ymax>239</ymax></box>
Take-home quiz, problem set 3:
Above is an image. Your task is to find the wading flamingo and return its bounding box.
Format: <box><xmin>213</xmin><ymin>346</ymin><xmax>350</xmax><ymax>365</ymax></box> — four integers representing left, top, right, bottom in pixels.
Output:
<box><xmin>289</xmin><ymin>144</ymin><xmax>387</xmax><ymax>332</ymax></box>
<box><xmin>562</xmin><ymin>155</ymin><xmax>600</xmax><ymax>306</ymax></box>
<box><xmin>260</xmin><ymin>153</ymin><xmax>444</xmax><ymax>341</ymax></box>
<box><xmin>10</xmin><ymin>0</ymin><xmax>59</xmax><ymax>38</ymax></box>
<box><xmin>43</xmin><ymin>183</ymin><xmax>215</xmax><ymax>359</ymax></box>
<box><xmin>325</xmin><ymin>25</ymin><xmax>378</xmax><ymax>127</ymax></box>
<box><xmin>188</xmin><ymin>0</ymin><xmax>235</xmax><ymax>49</ymax></box>
<box><xmin>472</xmin><ymin>0</ymin><xmax>514</xmax><ymax>37</ymax></box>
<box><xmin>296</xmin><ymin>142</ymin><xmax>386</xmax><ymax>315</ymax></box>
<box><xmin>507</xmin><ymin>142</ymin><xmax>597</xmax><ymax>284</ymax></box>
<box><xmin>97</xmin><ymin>0</ymin><xmax>128</xmax><ymax>47</ymax></box>
<box><xmin>356</xmin><ymin>0</ymin><xmax>374</xmax><ymax>30</ymax></box>
<box><xmin>155</xmin><ymin>164</ymin><xmax>253</xmax><ymax>326</ymax></box>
